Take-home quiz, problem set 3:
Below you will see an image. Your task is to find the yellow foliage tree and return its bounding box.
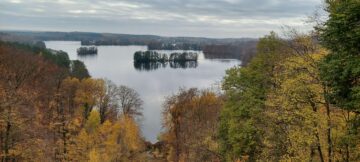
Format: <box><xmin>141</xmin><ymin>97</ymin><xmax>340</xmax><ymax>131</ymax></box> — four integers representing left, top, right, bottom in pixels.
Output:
<box><xmin>75</xmin><ymin>78</ymin><xmax>105</xmax><ymax>120</ymax></box>
<box><xmin>85</xmin><ymin>109</ymin><xmax>101</xmax><ymax>133</ymax></box>
<box><xmin>264</xmin><ymin>41</ymin><xmax>349</xmax><ymax>161</ymax></box>
<box><xmin>68</xmin><ymin>110</ymin><xmax>145</xmax><ymax>161</ymax></box>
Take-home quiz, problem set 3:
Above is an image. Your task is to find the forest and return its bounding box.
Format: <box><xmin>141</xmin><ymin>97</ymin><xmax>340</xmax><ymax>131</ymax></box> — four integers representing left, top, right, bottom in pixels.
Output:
<box><xmin>1</xmin><ymin>0</ymin><xmax>360</xmax><ymax>162</ymax></box>
<box><xmin>202</xmin><ymin>41</ymin><xmax>257</xmax><ymax>65</ymax></box>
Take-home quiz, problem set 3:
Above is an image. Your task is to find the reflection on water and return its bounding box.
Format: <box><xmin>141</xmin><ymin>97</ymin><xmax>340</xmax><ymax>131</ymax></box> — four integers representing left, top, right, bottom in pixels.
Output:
<box><xmin>206</xmin><ymin>59</ymin><xmax>235</xmax><ymax>63</ymax></box>
<box><xmin>134</xmin><ymin>61</ymin><xmax>198</xmax><ymax>71</ymax></box>
<box><xmin>134</xmin><ymin>62</ymin><xmax>166</xmax><ymax>71</ymax></box>
<box><xmin>170</xmin><ymin>61</ymin><xmax>198</xmax><ymax>69</ymax></box>
<box><xmin>77</xmin><ymin>54</ymin><xmax>98</xmax><ymax>60</ymax></box>
<box><xmin>45</xmin><ymin>41</ymin><xmax>241</xmax><ymax>143</ymax></box>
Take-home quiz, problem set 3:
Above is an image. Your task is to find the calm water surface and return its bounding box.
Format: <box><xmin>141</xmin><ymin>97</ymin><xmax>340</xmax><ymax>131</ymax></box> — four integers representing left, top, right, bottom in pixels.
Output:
<box><xmin>45</xmin><ymin>41</ymin><xmax>241</xmax><ymax>142</ymax></box>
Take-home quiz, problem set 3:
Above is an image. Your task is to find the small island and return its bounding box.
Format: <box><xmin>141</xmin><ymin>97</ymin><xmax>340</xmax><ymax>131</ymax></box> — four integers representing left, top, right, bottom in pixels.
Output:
<box><xmin>77</xmin><ymin>46</ymin><xmax>98</xmax><ymax>55</ymax></box>
<box><xmin>134</xmin><ymin>51</ymin><xmax>198</xmax><ymax>63</ymax></box>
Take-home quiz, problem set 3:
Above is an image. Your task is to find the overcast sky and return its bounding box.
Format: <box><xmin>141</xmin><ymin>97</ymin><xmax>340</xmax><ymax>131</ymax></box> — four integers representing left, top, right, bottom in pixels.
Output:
<box><xmin>0</xmin><ymin>0</ymin><xmax>323</xmax><ymax>38</ymax></box>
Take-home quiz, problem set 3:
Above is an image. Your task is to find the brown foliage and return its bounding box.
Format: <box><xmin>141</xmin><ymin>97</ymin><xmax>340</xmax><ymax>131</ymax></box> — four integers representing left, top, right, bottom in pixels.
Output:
<box><xmin>0</xmin><ymin>43</ymin><xmax>68</xmax><ymax>161</ymax></box>
<box><xmin>162</xmin><ymin>88</ymin><xmax>223</xmax><ymax>162</ymax></box>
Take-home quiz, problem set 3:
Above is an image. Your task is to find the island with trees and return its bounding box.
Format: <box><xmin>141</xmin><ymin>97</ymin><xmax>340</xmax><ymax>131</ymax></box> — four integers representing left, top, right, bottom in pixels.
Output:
<box><xmin>133</xmin><ymin>51</ymin><xmax>198</xmax><ymax>71</ymax></box>
<box><xmin>133</xmin><ymin>51</ymin><xmax>198</xmax><ymax>62</ymax></box>
<box><xmin>77</xmin><ymin>46</ymin><xmax>98</xmax><ymax>55</ymax></box>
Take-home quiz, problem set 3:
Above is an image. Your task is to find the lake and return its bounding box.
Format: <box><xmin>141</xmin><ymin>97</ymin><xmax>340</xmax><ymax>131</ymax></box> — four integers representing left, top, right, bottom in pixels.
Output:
<box><xmin>45</xmin><ymin>41</ymin><xmax>241</xmax><ymax>143</ymax></box>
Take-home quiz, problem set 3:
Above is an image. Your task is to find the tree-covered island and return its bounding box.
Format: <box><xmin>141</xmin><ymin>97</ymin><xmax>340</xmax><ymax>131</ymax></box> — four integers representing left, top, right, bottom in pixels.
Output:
<box><xmin>133</xmin><ymin>51</ymin><xmax>198</xmax><ymax>63</ymax></box>
<box><xmin>77</xmin><ymin>46</ymin><xmax>98</xmax><ymax>55</ymax></box>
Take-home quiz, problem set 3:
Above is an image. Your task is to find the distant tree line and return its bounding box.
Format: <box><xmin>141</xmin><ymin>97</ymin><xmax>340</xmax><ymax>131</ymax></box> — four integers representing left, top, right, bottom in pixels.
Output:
<box><xmin>83</xmin><ymin>40</ymin><xmax>202</xmax><ymax>50</ymax></box>
<box><xmin>202</xmin><ymin>41</ymin><xmax>257</xmax><ymax>65</ymax></box>
<box><xmin>77</xmin><ymin>46</ymin><xmax>98</xmax><ymax>55</ymax></box>
<box><xmin>147</xmin><ymin>41</ymin><xmax>202</xmax><ymax>50</ymax></box>
<box><xmin>0</xmin><ymin>32</ymin><xmax>46</xmax><ymax>48</ymax></box>
<box><xmin>81</xmin><ymin>40</ymin><xmax>149</xmax><ymax>46</ymax></box>
<box><xmin>0</xmin><ymin>31</ymin><xmax>258</xmax><ymax>62</ymax></box>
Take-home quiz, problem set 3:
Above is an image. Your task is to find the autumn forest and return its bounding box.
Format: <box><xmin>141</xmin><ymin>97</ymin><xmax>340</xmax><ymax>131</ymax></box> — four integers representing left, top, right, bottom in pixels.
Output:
<box><xmin>1</xmin><ymin>0</ymin><xmax>360</xmax><ymax>162</ymax></box>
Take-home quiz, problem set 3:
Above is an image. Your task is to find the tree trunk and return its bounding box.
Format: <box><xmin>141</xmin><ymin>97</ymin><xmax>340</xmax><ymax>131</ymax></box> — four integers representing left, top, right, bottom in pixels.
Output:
<box><xmin>310</xmin><ymin>102</ymin><xmax>324</xmax><ymax>162</ymax></box>
<box><xmin>310</xmin><ymin>146</ymin><xmax>315</xmax><ymax>162</ymax></box>
<box><xmin>315</xmin><ymin>133</ymin><xmax>325</xmax><ymax>162</ymax></box>
<box><xmin>4</xmin><ymin>107</ymin><xmax>12</xmax><ymax>162</ymax></box>
<box><xmin>62</xmin><ymin>108</ymin><xmax>67</xmax><ymax>161</ymax></box>
<box><xmin>323</xmin><ymin>85</ymin><xmax>332</xmax><ymax>162</ymax></box>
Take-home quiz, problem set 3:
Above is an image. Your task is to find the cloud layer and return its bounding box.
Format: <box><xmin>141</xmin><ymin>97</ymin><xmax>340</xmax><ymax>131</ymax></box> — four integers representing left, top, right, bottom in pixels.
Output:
<box><xmin>0</xmin><ymin>0</ymin><xmax>323</xmax><ymax>38</ymax></box>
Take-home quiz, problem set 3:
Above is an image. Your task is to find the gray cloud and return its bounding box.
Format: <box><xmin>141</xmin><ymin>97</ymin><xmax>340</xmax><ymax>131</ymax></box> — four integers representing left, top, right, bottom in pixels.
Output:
<box><xmin>0</xmin><ymin>0</ymin><xmax>323</xmax><ymax>38</ymax></box>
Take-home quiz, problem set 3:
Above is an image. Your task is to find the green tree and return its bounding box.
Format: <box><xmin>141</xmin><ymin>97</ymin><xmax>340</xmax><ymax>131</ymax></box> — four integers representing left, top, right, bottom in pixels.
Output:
<box><xmin>70</xmin><ymin>60</ymin><xmax>90</xmax><ymax>80</ymax></box>
<box><xmin>319</xmin><ymin>1</ymin><xmax>360</xmax><ymax>161</ymax></box>
<box><xmin>219</xmin><ymin>32</ymin><xmax>287</xmax><ymax>161</ymax></box>
<box><xmin>319</xmin><ymin>0</ymin><xmax>360</xmax><ymax>112</ymax></box>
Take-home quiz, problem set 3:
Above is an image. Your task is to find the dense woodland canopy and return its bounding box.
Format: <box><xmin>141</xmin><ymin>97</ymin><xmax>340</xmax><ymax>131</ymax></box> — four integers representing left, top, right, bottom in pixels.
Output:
<box><xmin>218</xmin><ymin>1</ymin><xmax>360</xmax><ymax>161</ymax></box>
<box><xmin>0</xmin><ymin>42</ymin><xmax>148</xmax><ymax>161</ymax></box>
<box><xmin>1</xmin><ymin>0</ymin><xmax>360</xmax><ymax>161</ymax></box>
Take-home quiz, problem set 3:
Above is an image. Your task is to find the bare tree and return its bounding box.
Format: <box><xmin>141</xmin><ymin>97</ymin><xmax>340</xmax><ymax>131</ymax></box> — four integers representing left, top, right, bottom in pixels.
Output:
<box><xmin>97</xmin><ymin>80</ymin><xmax>143</xmax><ymax>121</ymax></box>
<box><xmin>98</xmin><ymin>80</ymin><xmax>119</xmax><ymax>123</ymax></box>
<box><xmin>116</xmin><ymin>85</ymin><xmax>143</xmax><ymax>118</ymax></box>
